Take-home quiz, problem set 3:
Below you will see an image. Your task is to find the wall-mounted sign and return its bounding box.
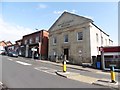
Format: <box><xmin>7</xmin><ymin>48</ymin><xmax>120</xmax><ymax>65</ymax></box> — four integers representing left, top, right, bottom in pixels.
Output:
<box><xmin>58</xmin><ymin>20</ymin><xmax>74</xmax><ymax>28</ymax></box>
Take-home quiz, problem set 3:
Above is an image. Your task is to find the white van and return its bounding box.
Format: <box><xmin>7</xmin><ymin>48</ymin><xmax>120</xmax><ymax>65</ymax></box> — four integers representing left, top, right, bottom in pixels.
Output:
<box><xmin>0</xmin><ymin>46</ymin><xmax>5</xmax><ymax>55</ymax></box>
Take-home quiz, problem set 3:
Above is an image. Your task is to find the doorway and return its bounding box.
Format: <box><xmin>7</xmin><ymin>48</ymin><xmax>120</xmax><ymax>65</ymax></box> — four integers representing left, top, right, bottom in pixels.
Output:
<box><xmin>64</xmin><ymin>48</ymin><xmax>69</xmax><ymax>60</ymax></box>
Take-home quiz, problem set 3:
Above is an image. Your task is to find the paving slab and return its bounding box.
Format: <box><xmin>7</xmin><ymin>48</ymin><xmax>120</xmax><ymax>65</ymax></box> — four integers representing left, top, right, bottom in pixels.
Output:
<box><xmin>56</xmin><ymin>71</ymin><xmax>120</xmax><ymax>89</ymax></box>
<box><xmin>56</xmin><ymin>71</ymin><xmax>98</xmax><ymax>84</ymax></box>
<box><xmin>92</xmin><ymin>79</ymin><xmax>120</xmax><ymax>89</ymax></box>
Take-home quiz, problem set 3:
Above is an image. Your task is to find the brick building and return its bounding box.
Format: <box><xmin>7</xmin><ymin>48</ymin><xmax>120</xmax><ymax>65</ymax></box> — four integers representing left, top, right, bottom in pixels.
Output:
<box><xmin>6</xmin><ymin>41</ymin><xmax>13</xmax><ymax>46</ymax></box>
<box><xmin>0</xmin><ymin>41</ymin><xmax>7</xmax><ymax>51</ymax></box>
<box><xmin>0</xmin><ymin>41</ymin><xmax>13</xmax><ymax>51</ymax></box>
<box><xmin>20</xmin><ymin>30</ymin><xmax>49</xmax><ymax>59</ymax></box>
<box><xmin>0</xmin><ymin>41</ymin><xmax>7</xmax><ymax>47</ymax></box>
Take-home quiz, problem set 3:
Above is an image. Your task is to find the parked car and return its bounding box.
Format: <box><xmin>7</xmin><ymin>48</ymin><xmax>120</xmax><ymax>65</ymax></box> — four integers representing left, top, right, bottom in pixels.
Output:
<box><xmin>8</xmin><ymin>51</ymin><xmax>18</xmax><ymax>57</ymax></box>
<box><xmin>0</xmin><ymin>50</ymin><xmax>6</xmax><ymax>55</ymax></box>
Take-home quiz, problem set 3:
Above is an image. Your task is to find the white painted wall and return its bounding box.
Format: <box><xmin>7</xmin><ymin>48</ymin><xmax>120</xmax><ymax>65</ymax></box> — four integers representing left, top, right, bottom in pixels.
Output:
<box><xmin>0</xmin><ymin>46</ymin><xmax>5</xmax><ymax>50</ymax></box>
<box><xmin>90</xmin><ymin>23</ymin><xmax>112</xmax><ymax>57</ymax></box>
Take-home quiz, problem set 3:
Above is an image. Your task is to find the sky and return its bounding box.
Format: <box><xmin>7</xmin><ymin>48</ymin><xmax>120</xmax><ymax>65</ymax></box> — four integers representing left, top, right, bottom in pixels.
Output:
<box><xmin>0</xmin><ymin>2</ymin><xmax>118</xmax><ymax>45</ymax></box>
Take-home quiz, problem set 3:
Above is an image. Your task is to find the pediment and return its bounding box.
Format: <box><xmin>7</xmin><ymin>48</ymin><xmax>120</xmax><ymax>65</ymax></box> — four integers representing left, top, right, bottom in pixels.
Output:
<box><xmin>49</xmin><ymin>12</ymin><xmax>93</xmax><ymax>32</ymax></box>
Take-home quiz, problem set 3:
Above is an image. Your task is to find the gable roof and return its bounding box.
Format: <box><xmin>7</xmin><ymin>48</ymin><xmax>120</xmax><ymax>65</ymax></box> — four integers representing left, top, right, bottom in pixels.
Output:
<box><xmin>92</xmin><ymin>23</ymin><xmax>109</xmax><ymax>36</ymax></box>
<box><xmin>23</xmin><ymin>29</ymin><xmax>47</xmax><ymax>38</ymax></box>
<box><xmin>6</xmin><ymin>41</ymin><xmax>12</xmax><ymax>45</ymax></box>
<box><xmin>49</xmin><ymin>11</ymin><xmax>93</xmax><ymax>31</ymax></box>
<box><xmin>0</xmin><ymin>41</ymin><xmax>7</xmax><ymax>46</ymax></box>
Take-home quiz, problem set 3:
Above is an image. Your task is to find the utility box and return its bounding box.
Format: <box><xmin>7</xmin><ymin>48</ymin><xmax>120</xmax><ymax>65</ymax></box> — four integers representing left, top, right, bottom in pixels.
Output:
<box><xmin>96</xmin><ymin>62</ymin><xmax>101</xmax><ymax>69</ymax></box>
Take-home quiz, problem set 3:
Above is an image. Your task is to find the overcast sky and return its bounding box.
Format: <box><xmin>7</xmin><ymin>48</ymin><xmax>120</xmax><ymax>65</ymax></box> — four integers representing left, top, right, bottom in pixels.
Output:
<box><xmin>0</xmin><ymin>1</ymin><xmax>118</xmax><ymax>45</ymax></box>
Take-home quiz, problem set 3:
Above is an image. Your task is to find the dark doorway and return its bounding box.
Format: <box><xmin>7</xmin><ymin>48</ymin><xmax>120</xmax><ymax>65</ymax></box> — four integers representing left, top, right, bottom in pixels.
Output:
<box><xmin>64</xmin><ymin>48</ymin><xmax>69</xmax><ymax>60</ymax></box>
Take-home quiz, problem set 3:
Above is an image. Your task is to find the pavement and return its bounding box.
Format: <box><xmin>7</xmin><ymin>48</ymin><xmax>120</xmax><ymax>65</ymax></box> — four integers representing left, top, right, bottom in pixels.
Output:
<box><xmin>35</xmin><ymin>59</ymin><xmax>111</xmax><ymax>74</ymax></box>
<box><xmin>35</xmin><ymin>59</ymin><xmax>120</xmax><ymax>89</ymax></box>
<box><xmin>56</xmin><ymin>71</ymin><xmax>120</xmax><ymax>89</ymax></box>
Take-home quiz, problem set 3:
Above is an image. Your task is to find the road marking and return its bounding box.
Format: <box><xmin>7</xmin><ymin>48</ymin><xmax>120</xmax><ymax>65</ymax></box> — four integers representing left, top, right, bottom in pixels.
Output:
<box><xmin>16</xmin><ymin>61</ymin><xmax>31</xmax><ymax>66</ymax></box>
<box><xmin>8</xmin><ymin>58</ymin><xmax>13</xmax><ymax>61</ymax></box>
<box><xmin>34</xmin><ymin>67</ymin><xmax>57</xmax><ymax>75</ymax></box>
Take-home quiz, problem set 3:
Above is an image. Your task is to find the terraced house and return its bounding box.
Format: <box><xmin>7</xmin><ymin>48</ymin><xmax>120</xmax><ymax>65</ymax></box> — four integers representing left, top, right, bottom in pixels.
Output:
<box><xmin>48</xmin><ymin>12</ymin><xmax>113</xmax><ymax>65</ymax></box>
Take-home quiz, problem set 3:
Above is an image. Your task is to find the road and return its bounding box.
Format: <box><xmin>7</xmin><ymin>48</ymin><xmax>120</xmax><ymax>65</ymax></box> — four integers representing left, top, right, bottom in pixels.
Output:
<box><xmin>7</xmin><ymin>55</ymin><xmax>118</xmax><ymax>80</ymax></box>
<box><xmin>1</xmin><ymin>55</ymin><xmax>110</xmax><ymax>88</ymax></box>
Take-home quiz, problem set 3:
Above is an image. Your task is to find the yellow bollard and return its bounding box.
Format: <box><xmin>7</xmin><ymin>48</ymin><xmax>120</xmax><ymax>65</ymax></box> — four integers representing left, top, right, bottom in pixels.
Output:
<box><xmin>63</xmin><ymin>61</ymin><xmax>66</xmax><ymax>72</ymax></box>
<box><xmin>111</xmin><ymin>71</ymin><xmax>115</xmax><ymax>82</ymax></box>
<box><xmin>110</xmin><ymin>66</ymin><xmax>116</xmax><ymax>83</ymax></box>
<box><xmin>63</xmin><ymin>55</ymin><xmax>67</xmax><ymax>72</ymax></box>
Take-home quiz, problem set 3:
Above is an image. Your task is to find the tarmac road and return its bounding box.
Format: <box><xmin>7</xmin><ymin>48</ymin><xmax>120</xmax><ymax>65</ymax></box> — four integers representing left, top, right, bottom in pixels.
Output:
<box><xmin>1</xmin><ymin>56</ymin><xmax>106</xmax><ymax>88</ymax></box>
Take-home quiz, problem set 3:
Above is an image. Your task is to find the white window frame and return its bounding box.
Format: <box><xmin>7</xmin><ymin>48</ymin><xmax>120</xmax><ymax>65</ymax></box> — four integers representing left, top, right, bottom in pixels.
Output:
<box><xmin>77</xmin><ymin>32</ymin><xmax>83</xmax><ymax>41</ymax></box>
<box><xmin>29</xmin><ymin>38</ymin><xmax>32</xmax><ymax>44</ymax></box>
<box><xmin>101</xmin><ymin>36</ymin><xmax>103</xmax><ymax>45</ymax></box>
<box><xmin>105</xmin><ymin>39</ymin><xmax>107</xmax><ymax>45</ymax></box>
<box><xmin>25</xmin><ymin>40</ymin><xmax>27</xmax><ymax>44</ymax></box>
<box><xmin>53</xmin><ymin>37</ymin><xmax>57</xmax><ymax>45</ymax></box>
<box><xmin>96</xmin><ymin>33</ymin><xmax>99</xmax><ymax>43</ymax></box>
<box><xmin>36</xmin><ymin>36</ymin><xmax>39</xmax><ymax>43</ymax></box>
<box><xmin>64</xmin><ymin>34</ymin><xmax>68</xmax><ymax>43</ymax></box>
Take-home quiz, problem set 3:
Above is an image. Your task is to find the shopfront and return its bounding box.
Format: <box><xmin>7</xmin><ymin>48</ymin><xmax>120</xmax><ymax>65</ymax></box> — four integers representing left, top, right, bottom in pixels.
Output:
<box><xmin>101</xmin><ymin>46</ymin><xmax>120</xmax><ymax>71</ymax></box>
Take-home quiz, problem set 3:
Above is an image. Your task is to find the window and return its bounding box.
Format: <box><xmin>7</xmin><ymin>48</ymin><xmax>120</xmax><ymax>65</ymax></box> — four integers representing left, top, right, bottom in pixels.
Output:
<box><xmin>77</xmin><ymin>32</ymin><xmax>83</xmax><ymax>41</ymax></box>
<box><xmin>109</xmin><ymin>39</ymin><xmax>113</xmax><ymax>45</ymax></box>
<box><xmin>101</xmin><ymin>36</ymin><xmax>103</xmax><ymax>45</ymax></box>
<box><xmin>105</xmin><ymin>39</ymin><xmax>107</xmax><ymax>45</ymax></box>
<box><xmin>109</xmin><ymin>39</ymin><xmax>110</xmax><ymax>45</ymax></box>
<box><xmin>36</xmin><ymin>36</ymin><xmax>39</xmax><ymax>43</ymax></box>
<box><xmin>64</xmin><ymin>34</ymin><xmax>68</xmax><ymax>43</ymax></box>
<box><xmin>96</xmin><ymin>33</ymin><xmax>99</xmax><ymax>43</ymax></box>
<box><xmin>29</xmin><ymin>38</ymin><xmax>32</xmax><ymax>44</ymax></box>
<box><xmin>25</xmin><ymin>40</ymin><xmax>27</xmax><ymax>44</ymax></box>
<box><xmin>53</xmin><ymin>37</ymin><xmax>57</xmax><ymax>45</ymax></box>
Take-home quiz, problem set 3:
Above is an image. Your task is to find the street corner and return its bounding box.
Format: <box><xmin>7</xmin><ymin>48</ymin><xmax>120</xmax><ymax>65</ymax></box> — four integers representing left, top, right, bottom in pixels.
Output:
<box><xmin>92</xmin><ymin>79</ymin><xmax>120</xmax><ymax>89</ymax></box>
<box><xmin>55</xmin><ymin>70</ymin><xmax>80</xmax><ymax>78</ymax></box>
